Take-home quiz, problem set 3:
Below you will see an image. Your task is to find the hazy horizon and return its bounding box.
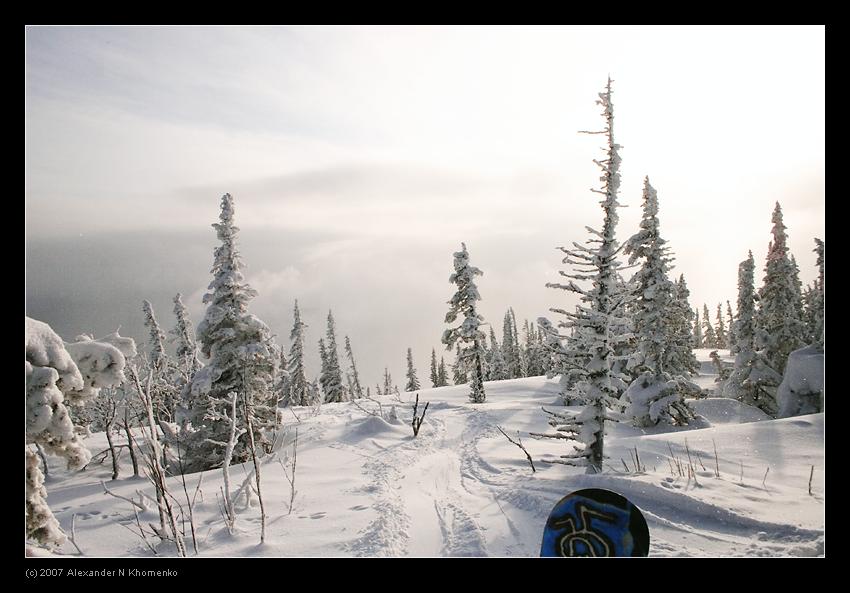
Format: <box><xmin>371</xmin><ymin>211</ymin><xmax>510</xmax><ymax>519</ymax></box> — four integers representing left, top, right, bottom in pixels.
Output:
<box><xmin>25</xmin><ymin>25</ymin><xmax>825</xmax><ymax>389</ymax></box>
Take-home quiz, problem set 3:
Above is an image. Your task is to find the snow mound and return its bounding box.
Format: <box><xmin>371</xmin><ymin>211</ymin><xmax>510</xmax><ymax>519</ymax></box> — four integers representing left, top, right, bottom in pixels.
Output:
<box><xmin>778</xmin><ymin>345</ymin><xmax>824</xmax><ymax>418</ymax></box>
<box><xmin>342</xmin><ymin>414</ymin><xmax>409</xmax><ymax>442</ymax></box>
<box><xmin>691</xmin><ymin>398</ymin><xmax>771</xmax><ymax>424</ymax></box>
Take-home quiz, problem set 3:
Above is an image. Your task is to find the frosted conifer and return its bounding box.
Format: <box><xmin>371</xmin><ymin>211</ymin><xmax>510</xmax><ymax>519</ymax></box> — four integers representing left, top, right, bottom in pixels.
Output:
<box><xmin>344</xmin><ymin>336</ymin><xmax>363</xmax><ymax>399</ymax></box>
<box><xmin>715</xmin><ymin>303</ymin><xmax>727</xmax><ymax>350</ymax></box>
<box><xmin>620</xmin><ymin>178</ymin><xmax>699</xmax><ymax>427</ymax></box>
<box><xmin>184</xmin><ymin>194</ymin><xmax>280</xmax><ymax>473</ymax></box>
<box><xmin>723</xmin><ymin>251</ymin><xmax>782</xmax><ymax>414</ymax></box>
<box><xmin>287</xmin><ymin>300</ymin><xmax>310</xmax><ymax>406</ymax></box>
<box><xmin>405</xmin><ymin>348</ymin><xmax>421</xmax><ymax>391</ymax></box>
<box><xmin>754</xmin><ymin>202</ymin><xmax>807</xmax><ymax>376</ymax></box>
<box><xmin>437</xmin><ymin>357</ymin><xmax>449</xmax><ymax>387</ymax></box>
<box><xmin>541</xmin><ymin>78</ymin><xmax>624</xmax><ymax>472</ymax></box>
<box><xmin>693</xmin><ymin>308</ymin><xmax>703</xmax><ymax>348</ymax></box>
<box><xmin>702</xmin><ymin>304</ymin><xmax>717</xmax><ymax>349</ymax></box>
<box><xmin>430</xmin><ymin>348</ymin><xmax>439</xmax><ymax>388</ymax></box>
<box><xmin>441</xmin><ymin>243</ymin><xmax>487</xmax><ymax>403</ymax></box>
<box><xmin>726</xmin><ymin>301</ymin><xmax>736</xmax><ymax>353</ymax></box>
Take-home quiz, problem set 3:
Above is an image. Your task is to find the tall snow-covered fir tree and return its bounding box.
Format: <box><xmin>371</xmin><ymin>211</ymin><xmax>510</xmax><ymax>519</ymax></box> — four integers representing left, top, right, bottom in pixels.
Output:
<box><xmin>715</xmin><ymin>303</ymin><xmax>727</xmax><ymax>350</ymax></box>
<box><xmin>620</xmin><ymin>178</ymin><xmax>700</xmax><ymax>427</ymax></box>
<box><xmin>437</xmin><ymin>356</ymin><xmax>449</xmax><ymax>387</ymax></box>
<box><xmin>277</xmin><ymin>349</ymin><xmax>290</xmax><ymax>407</ymax></box>
<box><xmin>810</xmin><ymin>238</ymin><xmax>824</xmax><ymax>349</ymax></box>
<box><xmin>442</xmin><ymin>243</ymin><xmax>487</xmax><ymax>403</ymax></box>
<box><xmin>523</xmin><ymin>320</ymin><xmax>545</xmax><ymax>378</ymax></box>
<box><xmin>725</xmin><ymin>300</ymin><xmax>736</xmax><ymax>353</ymax></box>
<box><xmin>171</xmin><ymin>292</ymin><xmax>201</xmax><ymax>375</ymax></box>
<box><xmin>382</xmin><ymin>368</ymin><xmax>393</xmax><ymax>396</ymax></box>
<box><xmin>487</xmin><ymin>326</ymin><xmax>509</xmax><ymax>381</ymax></box>
<box><xmin>405</xmin><ymin>348</ymin><xmax>421</xmax><ymax>392</ymax></box>
<box><xmin>142</xmin><ymin>299</ymin><xmax>168</xmax><ymax>373</ymax></box>
<box><xmin>693</xmin><ymin>307</ymin><xmax>703</xmax><ymax>348</ymax></box>
<box><xmin>170</xmin><ymin>292</ymin><xmax>202</xmax><ymax>422</ymax></box>
<box><xmin>622</xmin><ymin>177</ymin><xmax>674</xmax><ymax>377</ymax></box>
<box><xmin>754</xmin><ymin>202</ymin><xmax>807</xmax><ymax>376</ymax></box>
<box><xmin>501</xmin><ymin>308</ymin><xmax>524</xmax><ymax>379</ymax></box>
<box><xmin>702</xmin><ymin>304</ymin><xmax>718</xmax><ymax>349</ymax></box>
<box><xmin>287</xmin><ymin>300</ymin><xmax>310</xmax><ymax>406</ymax></box>
<box><xmin>541</xmin><ymin>78</ymin><xmax>624</xmax><ymax>472</ymax></box>
<box><xmin>183</xmin><ymin>194</ymin><xmax>280</xmax><ymax>473</ymax></box>
<box><xmin>321</xmin><ymin>311</ymin><xmax>346</xmax><ymax>403</ymax></box>
<box><xmin>318</xmin><ymin>338</ymin><xmax>329</xmax><ymax>396</ymax></box>
<box><xmin>663</xmin><ymin>275</ymin><xmax>700</xmax><ymax>376</ymax></box>
<box><xmin>344</xmin><ymin>336</ymin><xmax>364</xmax><ymax>399</ymax></box>
<box><xmin>723</xmin><ymin>251</ymin><xmax>782</xmax><ymax>414</ymax></box>
<box><xmin>142</xmin><ymin>299</ymin><xmax>178</xmax><ymax>421</ymax></box>
<box><xmin>430</xmin><ymin>348</ymin><xmax>439</xmax><ymax>388</ymax></box>
<box><xmin>511</xmin><ymin>308</ymin><xmax>527</xmax><ymax>377</ymax></box>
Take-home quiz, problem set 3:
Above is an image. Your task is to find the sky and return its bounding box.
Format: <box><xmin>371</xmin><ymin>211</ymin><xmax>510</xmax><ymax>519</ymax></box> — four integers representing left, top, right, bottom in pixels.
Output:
<box><xmin>25</xmin><ymin>25</ymin><xmax>825</xmax><ymax>389</ymax></box>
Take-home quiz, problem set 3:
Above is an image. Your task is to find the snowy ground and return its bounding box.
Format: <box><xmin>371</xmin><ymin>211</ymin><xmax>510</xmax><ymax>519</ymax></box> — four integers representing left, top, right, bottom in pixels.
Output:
<box><xmin>38</xmin><ymin>349</ymin><xmax>824</xmax><ymax>557</ymax></box>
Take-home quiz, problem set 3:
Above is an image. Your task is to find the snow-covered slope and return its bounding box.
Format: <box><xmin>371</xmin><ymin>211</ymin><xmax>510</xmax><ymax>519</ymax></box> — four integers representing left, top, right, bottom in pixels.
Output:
<box><xmin>39</xmin><ymin>360</ymin><xmax>824</xmax><ymax>557</ymax></box>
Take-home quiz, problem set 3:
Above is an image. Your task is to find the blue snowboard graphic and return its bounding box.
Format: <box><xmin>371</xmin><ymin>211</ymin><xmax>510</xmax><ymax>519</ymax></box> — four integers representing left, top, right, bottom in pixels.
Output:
<box><xmin>540</xmin><ymin>488</ymin><xmax>649</xmax><ymax>557</ymax></box>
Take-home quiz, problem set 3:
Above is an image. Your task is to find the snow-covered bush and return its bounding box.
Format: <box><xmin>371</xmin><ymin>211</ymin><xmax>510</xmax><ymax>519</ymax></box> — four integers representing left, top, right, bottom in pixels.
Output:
<box><xmin>25</xmin><ymin>318</ymin><xmax>134</xmax><ymax>546</ymax></box>
<box><xmin>622</xmin><ymin>371</ymin><xmax>704</xmax><ymax>428</ymax></box>
<box><xmin>777</xmin><ymin>345</ymin><xmax>824</xmax><ymax>417</ymax></box>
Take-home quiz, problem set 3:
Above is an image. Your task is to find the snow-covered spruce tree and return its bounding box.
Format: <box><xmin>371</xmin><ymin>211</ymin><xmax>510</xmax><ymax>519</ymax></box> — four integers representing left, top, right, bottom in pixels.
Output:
<box><xmin>430</xmin><ymin>348</ymin><xmax>439</xmax><ymax>388</ymax></box>
<box><xmin>810</xmin><ymin>238</ymin><xmax>825</xmax><ymax>349</ymax></box>
<box><xmin>437</xmin><ymin>357</ymin><xmax>449</xmax><ymax>387</ymax></box>
<box><xmin>183</xmin><ymin>194</ymin><xmax>280</xmax><ymax>473</ymax></box>
<box><xmin>754</xmin><ymin>202</ymin><xmax>807</xmax><ymax>377</ymax></box>
<box><xmin>26</xmin><ymin>318</ymin><xmax>135</xmax><ymax>547</ymax></box>
<box><xmin>344</xmin><ymin>336</ymin><xmax>364</xmax><ymax>399</ymax></box>
<box><xmin>441</xmin><ymin>242</ymin><xmax>487</xmax><ymax>403</ymax></box>
<box><xmin>715</xmin><ymin>303</ymin><xmax>727</xmax><ymax>350</ymax></box>
<box><xmin>525</xmin><ymin>320</ymin><xmax>547</xmax><ymax>378</ymax></box>
<box><xmin>276</xmin><ymin>349</ymin><xmax>290</xmax><ymax>407</ymax></box>
<box><xmin>286</xmin><ymin>300</ymin><xmax>309</xmax><ymax>406</ymax></box>
<box><xmin>540</xmin><ymin>78</ymin><xmax>624</xmax><ymax>472</ymax></box>
<box><xmin>722</xmin><ymin>251</ymin><xmax>782</xmax><ymax>414</ymax></box>
<box><xmin>405</xmin><ymin>347</ymin><xmax>421</xmax><ymax>392</ymax></box>
<box><xmin>318</xmin><ymin>338</ymin><xmax>329</xmax><ymax>396</ymax></box>
<box><xmin>142</xmin><ymin>299</ymin><xmax>168</xmax><ymax>373</ymax></box>
<box><xmin>620</xmin><ymin>178</ymin><xmax>700</xmax><ymax>428</ymax></box>
<box><xmin>702</xmin><ymin>304</ymin><xmax>718</xmax><ymax>349</ymax></box>
<box><xmin>170</xmin><ymin>292</ymin><xmax>202</xmax><ymax>422</ymax></box>
<box><xmin>693</xmin><ymin>307</ymin><xmax>703</xmax><ymax>348</ymax></box>
<box><xmin>511</xmin><ymin>308</ymin><xmax>528</xmax><ymax>377</ymax></box>
<box><xmin>171</xmin><ymin>293</ymin><xmax>201</xmax><ymax>375</ymax></box>
<box><xmin>487</xmin><ymin>326</ymin><xmax>509</xmax><ymax>380</ymax></box>
<box><xmin>726</xmin><ymin>300</ymin><xmax>737</xmax><ymax>353</ymax></box>
<box><xmin>321</xmin><ymin>311</ymin><xmax>346</xmax><ymax>403</ymax></box>
<box><xmin>142</xmin><ymin>299</ymin><xmax>178</xmax><ymax>421</ymax></box>
<box><xmin>383</xmin><ymin>368</ymin><xmax>393</xmax><ymax>396</ymax></box>
<box><xmin>502</xmin><ymin>309</ymin><xmax>524</xmax><ymax>379</ymax></box>
<box><xmin>664</xmin><ymin>275</ymin><xmax>700</xmax><ymax>376</ymax></box>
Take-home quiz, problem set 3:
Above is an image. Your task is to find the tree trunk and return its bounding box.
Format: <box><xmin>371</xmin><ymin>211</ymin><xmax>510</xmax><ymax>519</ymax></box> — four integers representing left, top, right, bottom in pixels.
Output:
<box><xmin>104</xmin><ymin>417</ymin><xmax>119</xmax><ymax>481</ymax></box>
<box><xmin>123</xmin><ymin>408</ymin><xmax>139</xmax><ymax>477</ymax></box>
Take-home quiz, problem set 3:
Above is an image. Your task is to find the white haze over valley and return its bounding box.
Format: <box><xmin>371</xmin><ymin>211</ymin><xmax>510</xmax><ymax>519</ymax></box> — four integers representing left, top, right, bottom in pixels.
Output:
<box><xmin>25</xmin><ymin>26</ymin><xmax>824</xmax><ymax>390</ymax></box>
